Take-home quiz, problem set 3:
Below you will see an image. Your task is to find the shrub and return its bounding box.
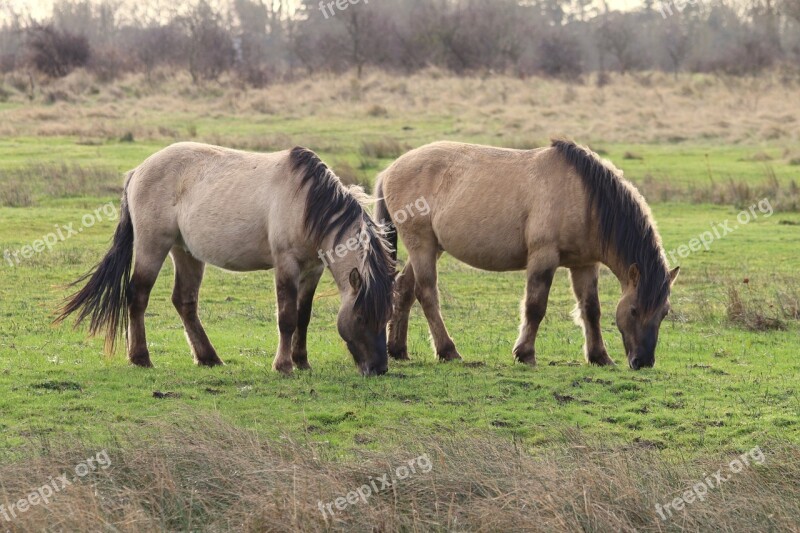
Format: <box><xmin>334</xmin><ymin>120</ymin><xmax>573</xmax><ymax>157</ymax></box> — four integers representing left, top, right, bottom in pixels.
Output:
<box><xmin>535</xmin><ymin>31</ymin><xmax>584</xmax><ymax>80</ymax></box>
<box><xmin>88</xmin><ymin>47</ymin><xmax>134</xmax><ymax>83</ymax></box>
<box><xmin>726</xmin><ymin>285</ymin><xmax>786</xmax><ymax>331</ymax></box>
<box><xmin>26</xmin><ymin>24</ymin><xmax>90</xmax><ymax>78</ymax></box>
<box><xmin>360</xmin><ymin>137</ymin><xmax>408</xmax><ymax>159</ymax></box>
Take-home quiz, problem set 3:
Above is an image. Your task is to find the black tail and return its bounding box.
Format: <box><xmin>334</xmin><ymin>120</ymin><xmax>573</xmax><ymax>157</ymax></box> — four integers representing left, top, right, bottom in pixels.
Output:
<box><xmin>55</xmin><ymin>173</ymin><xmax>135</xmax><ymax>353</ymax></box>
<box><xmin>374</xmin><ymin>175</ymin><xmax>397</xmax><ymax>262</ymax></box>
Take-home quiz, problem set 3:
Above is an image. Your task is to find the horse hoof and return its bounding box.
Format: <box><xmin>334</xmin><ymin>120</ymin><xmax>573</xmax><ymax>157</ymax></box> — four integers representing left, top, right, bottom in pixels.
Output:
<box><xmin>291</xmin><ymin>351</ymin><xmax>312</xmax><ymax>370</ymax></box>
<box><xmin>389</xmin><ymin>346</ymin><xmax>410</xmax><ymax>360</ymax></box>
<box><xmin>587</xmin><ymin>351</ymin><xmax>615</xmax><ymax>366</ymax></box>
<box><xmin>293</xmin><ymin>360</ymin><xmax>312</xmax><ymax>371</ymax></box>
<box><xmin>196</xmin><ymin>357</ymin><xmax>224</xmax><ymax>367</ymax></box>
<box><xmin>129</xmin><ymin>353</ymin><xmax>153</xmax><ymax>368</ymax></box>
<box><xmin>273</xmin><ymin>362</ymin><xmax>294</xmax><ymax>375</ymax></box>
<box><xmin>514</xmin><ymin>348</ymin><xmax>537</xmax><ymax>366</ymax></box>
<box><xmin>438</xmin><ymin>347</ymin><xmax>462</xmax><ymax>362</ymax></box>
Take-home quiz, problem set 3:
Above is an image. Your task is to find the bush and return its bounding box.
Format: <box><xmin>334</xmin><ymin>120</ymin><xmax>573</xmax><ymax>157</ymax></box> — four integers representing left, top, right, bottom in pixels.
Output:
<box><xmin>0</xmin><ymin>53</ymin><xmax>16</xmax><ymax>73</ymax></box>
<box><xmin>26</xmin><ymin>24</ymin><xmax>90</xmax><ymax>78</ymax></box>
<box><xmin>535</xmin><ymin>31</ymin><xmax>584</xmax><ymax>80</ymax></box>
<box><xmin>88</xmin><ymin>47</ymin><xmax>133</xmax><ymax>82</ymax></box>
<box><xmin>184</xmin><ymin>1</ymin><xmax>236</xmax><ymax>83</ymax></box>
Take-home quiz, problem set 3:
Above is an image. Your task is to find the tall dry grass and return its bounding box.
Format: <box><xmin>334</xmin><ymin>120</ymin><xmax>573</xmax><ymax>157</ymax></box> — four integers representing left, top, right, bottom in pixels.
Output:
<box><xmin>635</xmin><ymin>166</ymin><xmax>800</xmax><ymax>212</ymax></box>
<box><xmin>0</xmin><ymin>412</ymin><xmax>798</xmax><ymax>532</ymax></box>
<box><xmin>1</xmin><ymin>68</ymin><xmax>799</xmax><ymax>146</ymax></box>
<box><xmin>0</xmin><ymin>162</ymin><xmax>121</xmax><ymax>206</ymax></box>
<box><xmin>726</xmin><ymin>280</ymin><xmax>800</xmax><ymax>331</ymax></box>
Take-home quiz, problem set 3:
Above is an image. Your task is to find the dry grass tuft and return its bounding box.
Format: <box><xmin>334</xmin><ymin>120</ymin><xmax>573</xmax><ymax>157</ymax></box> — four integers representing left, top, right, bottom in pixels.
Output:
<box><xmin>2</xmin><ymin>69</ymin><xmax>799</xmax><ymax>146</ymax></box>
<box><xmin>636</xmin><ymin>170</ymin><xmax>800</xmax><ymax>212</ymax></box>
<box><xmin>726</xmin><ymin>285</ymin><xmax>789</xmax><ymax>331</ymax></box>
<box><xmin>0</xmin><ymin>162</ymin><xmax>121</xmax><ymax>206</ymax></box>
<box><xmin>331</xmin><ymin>160</ymin><xmax>368</xmax><ymax>188</ymax></box>
<box><xmin>1</xmin><ymin>413</ymin><xmax>799</xmax><ymax>532</ymax></box>
<box><xmin>359</xmin><ymin>137</ymin><xmax>409</xmax><ymax>160</ymax></box>
<box><xmin>0</xmin><ymin>181</ymin><xmax>34</xmax><ymax>207</ymax></box>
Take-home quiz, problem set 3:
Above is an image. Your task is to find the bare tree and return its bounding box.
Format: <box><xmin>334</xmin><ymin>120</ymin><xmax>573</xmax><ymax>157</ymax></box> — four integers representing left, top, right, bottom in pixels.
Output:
<box><xmin>25</xmin><ymin>24</ymin><xmax>90</xmax><ymax>78</ymax></box>
<box><xmin>782</xmin><ymin>0</ymin><xmax>800</xmax><ymax>21</ymax></box>
<box><xmin>663</xmin><ymin>19</ymin><xmax>691</xmax><ymax>77</ymax></box>
<box><xmin>596</xmin><ymin>13</ymin><xmax>644</xmax><ymax>74</ymax></box>
<box><xmin>535</xmin><ymin>29</ymin><xmax>584</xmax><ymax>79</ymax></box>
<box><xmin>182</xmin><ymin>0</ymin><xmax>235</xmax><ymax>83</ymax></box>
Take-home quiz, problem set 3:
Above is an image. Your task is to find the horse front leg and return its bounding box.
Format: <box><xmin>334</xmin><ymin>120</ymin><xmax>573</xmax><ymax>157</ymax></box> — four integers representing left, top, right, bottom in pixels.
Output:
<box><xmin>291</xmin><ymin>265</ymin><xmax>324</xmax><ymax>371</ymax></box>
<box><xmin>513</xmin><ymin>251</ymin><xmax>558</xmax><ymax>366</ymax></box>
<box><xmin>570</xmin><ymin>265</ymin><xmax>615</xmax><ymax>366</ymax></box>
<box><xmin>387</xmin><ymin>262</ymin><xmax>416</xmax><ymax>360</ymax></box>
<box><xmin>410</xmin><ymin>247</ymin><xmax>461</xmax><ymax>361</ymax></box>
<box><xmin>273</xmin><ymin>261</ymin><xmax>300</xmax><ymax>375</ymax></box>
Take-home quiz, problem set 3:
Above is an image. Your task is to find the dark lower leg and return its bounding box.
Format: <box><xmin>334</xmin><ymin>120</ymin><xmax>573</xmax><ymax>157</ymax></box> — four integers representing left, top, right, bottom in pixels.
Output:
<box><xmin>273</xmin><ymin>274</ymin><xmax>298</xmax><ymax>375</ymax></box>
<box><xmin>514</xmin><ymin>263</ymin><xmax>556</xmax><ymax>365</ymax></box>
<box><xmin>388</xmin><ymin>263</ymin><xmax>415</xmax><ymax>360</ymax></box>
<box><xmin>570</xmin><ymin>265</ymin><xmax>614</xmax><ymax>366</ymax></box>
<box><xmin>172</xmin><ymin>249</ymin><xmax>221</xmax><ymax>366</ymax></box>
<box><xmin>172</xmin><ymin>294</ymin><xmax>222</xmax><ymax>366</ymax></box>
<box><xmin>412</xmin><ymin>255</ymin><xmax>460</xmax><ymax>361</ymax></box>
<box><xmin>128</xmin><ymin>272</ymin><xmax>156</xmax><ymax>367</ymax></box>
<box><xmin>291</xmin><ymin>267</ymin><xmax>323</xmax><ymax>370</ymax></box>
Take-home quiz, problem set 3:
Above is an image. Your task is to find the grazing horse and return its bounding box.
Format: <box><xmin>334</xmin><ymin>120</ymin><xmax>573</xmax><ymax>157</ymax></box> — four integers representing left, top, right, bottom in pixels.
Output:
<box><xmin>57</xmin><ymin>143</ymin><xmax>395</xmax><ymax>376</ymax></box>
<box><xmin>375</xmin><ymin>139</ymin><xmax>679</xmax><ymax>370</ymax></box>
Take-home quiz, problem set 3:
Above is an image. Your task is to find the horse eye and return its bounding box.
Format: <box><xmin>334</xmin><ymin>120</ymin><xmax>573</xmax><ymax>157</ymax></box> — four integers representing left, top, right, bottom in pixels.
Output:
<box><xmin>631</xmin><ymin>308</ymin><xmax>638</xmax><ymax>318</ymax></box>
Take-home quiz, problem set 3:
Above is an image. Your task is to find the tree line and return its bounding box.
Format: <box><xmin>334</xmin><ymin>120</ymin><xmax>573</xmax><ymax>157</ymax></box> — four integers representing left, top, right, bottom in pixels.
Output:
<box><xmin>0</xmin><ymin>0</ymin><xmax>798</xmax><ymax>85</ymax></box>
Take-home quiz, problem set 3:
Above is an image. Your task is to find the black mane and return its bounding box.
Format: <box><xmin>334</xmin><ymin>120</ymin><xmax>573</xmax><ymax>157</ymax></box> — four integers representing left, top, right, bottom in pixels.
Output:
<box><xmin>552</xmin><ymin>139</ymin><xmax>671</xmax><ymax>313</ymax></box>
<box><xmin>289</xmin><ymin>147</ymin><xmax>395</xmax><ymax>325</ymax></box>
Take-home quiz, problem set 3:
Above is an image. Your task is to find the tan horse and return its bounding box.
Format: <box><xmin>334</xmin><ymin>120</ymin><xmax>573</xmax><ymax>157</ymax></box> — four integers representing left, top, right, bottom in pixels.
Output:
<box><xmin>57</xmin><ymin>143</ymin><xmax>395</xmax><ymax>376</ymax></box>
<box><xmin>375</xmin><ymin>139</ymin><xmax>679</xmax><ymax>370</ymax></box>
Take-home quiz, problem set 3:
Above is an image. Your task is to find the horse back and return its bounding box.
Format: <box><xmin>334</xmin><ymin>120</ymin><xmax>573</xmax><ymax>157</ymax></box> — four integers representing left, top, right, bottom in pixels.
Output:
<box><xmin>380</xmin><ymin>142</ymin><xmax>594</xmax><ymax>271</ymax></box>
<box><xmin>126</xmin><ymin>142</ymin><xmax>307</xmax><ymax>271</ymax></box>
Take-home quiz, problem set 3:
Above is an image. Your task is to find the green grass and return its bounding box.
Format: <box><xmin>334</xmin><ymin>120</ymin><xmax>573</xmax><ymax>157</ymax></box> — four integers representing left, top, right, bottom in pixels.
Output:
<box><xmin>1</xmin><ymin>84</ymin><xmax>799</xmax><ymax>462</ymax></box>
<box><xmin>1</xmin><ymin>186</ymin><xmax>798</xmax><ymax>456</ymax></box>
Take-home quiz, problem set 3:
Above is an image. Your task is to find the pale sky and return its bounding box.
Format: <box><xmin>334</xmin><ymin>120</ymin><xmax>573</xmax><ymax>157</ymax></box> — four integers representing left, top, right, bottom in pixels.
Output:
<box><xmin>4</xmin><ymin>0</ymin><xmax>644</xmax><ymax>20</ymax></box>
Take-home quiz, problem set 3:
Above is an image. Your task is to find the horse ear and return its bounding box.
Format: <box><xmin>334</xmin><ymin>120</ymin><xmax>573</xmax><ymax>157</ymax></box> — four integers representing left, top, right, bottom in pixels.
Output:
<box><xmin>349</xmin><ymin>268</ymin><xmax>362</xmax><ymax>292</ymax></box>
<box><xmin>669</xmin><ymin>266</ymin><xmax>680</xmax><ymax>286</ymax></box>
<box><xmin>628</xmin><ymin>264</ymin><xmax>640</xmax><ymax>288</ymax></box>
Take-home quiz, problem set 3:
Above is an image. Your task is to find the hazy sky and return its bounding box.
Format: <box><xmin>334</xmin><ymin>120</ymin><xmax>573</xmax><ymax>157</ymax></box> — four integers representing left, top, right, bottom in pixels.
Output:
<box><xmin>5</xmin><ymin>0</ymin><xmax>644</xmax><ymax>20</ymax></box>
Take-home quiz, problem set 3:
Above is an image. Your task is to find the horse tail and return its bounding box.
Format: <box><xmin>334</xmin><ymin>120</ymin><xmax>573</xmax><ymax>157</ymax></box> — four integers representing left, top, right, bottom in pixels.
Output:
<box><xmin>55</xmin><ymin>171</ymin><xmax>135</xmax><ymax>353</ymax></box>
<box><xmin>374</xmin><ymin>173</ymin><xmax>397</xmax><ymax>263</ymax></box>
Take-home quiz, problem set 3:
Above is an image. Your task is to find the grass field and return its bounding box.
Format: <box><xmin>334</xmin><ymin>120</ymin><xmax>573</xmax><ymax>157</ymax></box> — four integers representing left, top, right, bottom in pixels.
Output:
<box><xmin>1</xmin><ymin>70</ymin><xmax>799</xmax><ymax>531</ymax></box>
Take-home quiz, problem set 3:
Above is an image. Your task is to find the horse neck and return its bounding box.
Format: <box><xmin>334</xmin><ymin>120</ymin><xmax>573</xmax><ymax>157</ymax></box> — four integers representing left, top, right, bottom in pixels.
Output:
<box><xmin>318</xmin><ymin>226</ymin><xmax>365</xmax><ymax>294</ymax></box>
<box><xmin>602</xmin><ymin>246</ymin><xmax>636</xmax><ymax>289</ymax></box>
<box><xmin>602</xmin><ymin>241</ymin><xmax>669</xmax><ymax>295</ymax></box>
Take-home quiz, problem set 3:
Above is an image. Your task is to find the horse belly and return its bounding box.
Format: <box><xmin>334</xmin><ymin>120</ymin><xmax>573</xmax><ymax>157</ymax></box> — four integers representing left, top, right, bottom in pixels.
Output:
<box><xmin>433</xmin><ymin>215</ymin><xmax>528</xmax><ymax>272</ymax></box>
<box><xmin>178</xmin><ymin>212</ymin><xmax>274</xmax><ymax>272</ymax></box>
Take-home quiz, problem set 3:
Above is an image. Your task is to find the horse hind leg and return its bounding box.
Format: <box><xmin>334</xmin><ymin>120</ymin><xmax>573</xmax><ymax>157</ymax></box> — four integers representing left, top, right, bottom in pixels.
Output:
<box><xmin>127</xmin><ymin>238</ymin><xmax>173</xmax><ymax>367</ymax></box>
<box><xmin>569</xmin><ymin>264</ymin><xmax>615</xmax><ymax>366</ymax></box>
<box><xmin>388</xmin><ymin>261</ymin><xmax>416</xmax><ymax>360</ymax></box>
<box><xmin>409</xmin><ymin>246</ymin><xmax>461</xmax><ymax>362</ymax></box>
<box><xmin>170</xmin><ymin>247</ymin><xmax>223</xmax><ymax>367</ymax></box>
